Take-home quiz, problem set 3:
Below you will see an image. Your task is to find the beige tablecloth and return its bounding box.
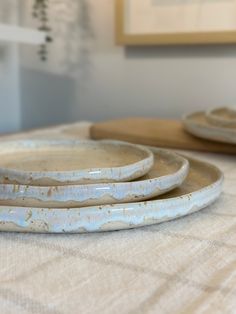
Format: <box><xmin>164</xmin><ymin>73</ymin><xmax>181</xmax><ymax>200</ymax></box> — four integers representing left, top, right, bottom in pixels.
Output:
<box><xmin>0</xmin><ymin>122</ymin><xmax>235</xmax><ymax>314</ymax></box>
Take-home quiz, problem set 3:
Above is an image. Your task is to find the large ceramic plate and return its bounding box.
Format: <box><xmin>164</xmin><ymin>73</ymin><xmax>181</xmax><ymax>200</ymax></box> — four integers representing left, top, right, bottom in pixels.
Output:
<box><xmin>183</xmin><ymin>111</ymin><xmax>236</xmax><ymax>144</ymax></box>
<box><xmin>0</xmin><ymin>149</ymin><xmax>188</xmax><ymax>208</ymax></box>
<box><xmin>0</xmin><ymin>152</ymin><xmax>223</xmax><ymax>233</ymax></box>
<box><xmin>206</xmin><ymin>107</ymin><xmax>236</xmax><ymax>128</ymax></box>
<box><xmin>0</xmin><ymin>140</ymin><xmax>154</xmax><ymax>185</ymax></box>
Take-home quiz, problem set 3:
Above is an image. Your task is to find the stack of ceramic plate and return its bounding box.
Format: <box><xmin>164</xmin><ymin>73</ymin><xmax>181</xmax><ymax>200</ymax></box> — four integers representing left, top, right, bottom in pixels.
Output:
<box><xmin>183</xmin><ymin>106</ymin><xmax>236</xmax><ymax>144</ymax></box>
<box><xmin>0</xmin><ymin>139</ymin><xmax>223</xmax><ymax>233</ymax></box>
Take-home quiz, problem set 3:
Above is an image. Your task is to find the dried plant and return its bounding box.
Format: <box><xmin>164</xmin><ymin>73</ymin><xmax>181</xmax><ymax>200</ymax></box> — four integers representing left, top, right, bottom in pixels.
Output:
<box><xmin>31</xmin><ymin>0</ymin><xmax>94</xmax><ymax>70</ymax></box>
<box><xmin>32</xmin><ymin>0</ymin><xmax>53</xmax><ymax>60</ymax></box>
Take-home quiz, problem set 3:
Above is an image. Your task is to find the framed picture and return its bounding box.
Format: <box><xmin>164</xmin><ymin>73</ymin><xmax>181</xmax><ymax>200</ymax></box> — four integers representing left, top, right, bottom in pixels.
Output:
<box><xmin>115</xmin><ymin>0</ymin><xmax>236</xmax><ymax>45</ymax></box>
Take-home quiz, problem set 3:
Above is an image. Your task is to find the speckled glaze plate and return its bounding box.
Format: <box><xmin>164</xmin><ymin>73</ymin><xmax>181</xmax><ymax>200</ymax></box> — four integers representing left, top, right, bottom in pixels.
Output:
<box><xmin>0</xmin><ymin>140</ymin><xmax>154</xmax><ymax>186</ymax></box>
<box><xmin>206</xmin><ymin>107</ymin><xmax>236</xmax><ymax>128</ymax></box>
<box><xmin>0</xmin><ymin>151</ymin><xmax>223</xmax><ymax>233</ymax></box>
<box><xmin>183</xmin><ymin>111</ymin><xmax>236</xmax><ymax>144</ymax></box>
<box><xmin>0</xmin><ymin>149</ymin><xmax>188</xmax><ymax>208</ymax></box>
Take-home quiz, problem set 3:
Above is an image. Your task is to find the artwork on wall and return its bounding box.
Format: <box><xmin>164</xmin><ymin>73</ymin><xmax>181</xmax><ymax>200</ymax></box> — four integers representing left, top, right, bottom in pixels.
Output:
<box><xmin>116</xmin><ymin>0</ymin><xmax>236</xmax><ymax>45</ymax></box>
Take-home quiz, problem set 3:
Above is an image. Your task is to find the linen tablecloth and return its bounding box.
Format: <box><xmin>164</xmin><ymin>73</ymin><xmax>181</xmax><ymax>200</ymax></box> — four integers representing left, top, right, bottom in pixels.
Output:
<box><xmin>0</xmin><ymin>122</ymin><xmax>235</xmax><ymax>314</ymax></box>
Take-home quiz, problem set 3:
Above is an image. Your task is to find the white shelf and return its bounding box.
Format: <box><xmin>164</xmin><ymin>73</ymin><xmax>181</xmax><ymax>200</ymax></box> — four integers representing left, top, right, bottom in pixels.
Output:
<box><xmin>0</xmin><ymin>23</ymin><xmax>46</xmax><ymax>45</ymax></box>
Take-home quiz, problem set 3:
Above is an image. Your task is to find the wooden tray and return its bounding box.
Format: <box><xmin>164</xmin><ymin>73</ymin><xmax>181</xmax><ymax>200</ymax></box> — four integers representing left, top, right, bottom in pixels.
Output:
<box><xmin>90</xmin><ymin>117</ymin><xmax>236</xmax><ymax>154</ymax></box>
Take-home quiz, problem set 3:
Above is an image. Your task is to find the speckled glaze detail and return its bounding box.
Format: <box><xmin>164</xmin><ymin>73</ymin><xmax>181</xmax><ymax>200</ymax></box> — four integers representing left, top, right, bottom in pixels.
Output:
<box><xmin>206</xmin><ymin>107</ymin><xmax>236</xmax><ymax>128</ymax></box>
<box><xmin>0</xmin><ymin>149</ymin><xmax>189</xmax><ymax>208</ymax></box>
<box><xmin>0</xmin><ymin>153</ymin><xmax>223</xmax><ymax>233</ymax></box>
<box><xmin>183</xmin><ymin>111</ymin><xmax>236</xmax><ymax>144</ymax></box>
<box><xmin>0</xmin><ymin>139</ymin><xmax>154</xmax><ymax>186</ymax></box>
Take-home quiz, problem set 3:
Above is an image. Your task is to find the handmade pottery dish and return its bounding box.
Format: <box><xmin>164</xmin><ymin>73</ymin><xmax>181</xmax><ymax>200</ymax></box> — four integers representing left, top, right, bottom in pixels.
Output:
<box><xmin>0</xmin><ymin>140</ymin><xmax>154</xmax><ymax>185</ymax></box>
<box><xmin>183</xmin><ymin>111</ymin><xmax>236</xmax><ymax>144</ymax></box>
<box><xmin>0</xmin><ymin>151</ymin><xmax>223</xmax><ymax>233</ymax></box>
<box><xmin>206</xmin><ymin>107</ymin><xmax>236</xmax><ymax>128</ymax></box>
<box><xmin>0</xmin><ymin>149</ymin><xmax>189</xmax><ymax>208</ymax></box>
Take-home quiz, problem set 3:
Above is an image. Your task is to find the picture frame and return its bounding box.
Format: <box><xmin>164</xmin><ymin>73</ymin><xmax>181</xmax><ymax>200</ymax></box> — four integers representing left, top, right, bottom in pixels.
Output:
<box><xmin>115</xmin><ymin>0</ymin><xmax>236</xmax><ymax>45</ymax></box>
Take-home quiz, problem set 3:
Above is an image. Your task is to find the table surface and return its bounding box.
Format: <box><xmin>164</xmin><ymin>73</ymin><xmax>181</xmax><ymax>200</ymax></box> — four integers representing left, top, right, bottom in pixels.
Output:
<box><xmin>0</xmin><ymin>122</ymin><xmax>235</xmax><ymax>314</ymax></box>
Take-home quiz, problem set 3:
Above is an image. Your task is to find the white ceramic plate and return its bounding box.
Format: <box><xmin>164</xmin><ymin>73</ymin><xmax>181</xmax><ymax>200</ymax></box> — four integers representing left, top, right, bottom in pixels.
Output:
<box><xmin>206</xmin><ymin>107</ymin><xmax>236</xmax><ymax>128</ymax></box>
<box><xmin>0</xmin><ymin>149</ymin><xmax>189</xmax><ymax>208</ymax></box>
<box><xmin>0</xmin><ymin>140</ymin><xmax>154</xmax><ymax>185</ymax></box>
<box><xmin>183</xmin><ymin>111</ymin><xmax>236</xmax><ymax>144</ymax></box>
<box><xmin>0</xmin><ymin>153</ymin><xmax>223</xmax><ymax>233</ymax></box>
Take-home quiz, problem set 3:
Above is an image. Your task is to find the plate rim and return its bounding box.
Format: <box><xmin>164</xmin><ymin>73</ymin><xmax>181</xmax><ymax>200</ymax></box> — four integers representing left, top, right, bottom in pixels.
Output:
<box><xmin>0</xmin><ymin>148</ymin><xmax>189</xmax><ymax>208</ymax></box>
<box><xmin>0</xmin><ymin>139</ymin><xmax>154</xmax><ymax>185</ymax></box>
<box><xmin>183</xmin><ymin>111</ymin><xmax>236</xmax><ymax>144</ymax></box>
<box><xmin>0</xmin><ymin>150</ymin><xmax>224</xmax><ymax>233</ymax></box>
<box><xmin>206</xmin><ymin>106</ymin><xmax>236</xmax><ymax>128</ymax></box>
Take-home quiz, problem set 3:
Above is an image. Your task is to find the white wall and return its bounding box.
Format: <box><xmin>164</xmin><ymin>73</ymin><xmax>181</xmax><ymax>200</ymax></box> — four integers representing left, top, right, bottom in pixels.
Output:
<box><xmin>0</xmin><ymin>45</ymin><xmax>21</xmax><ymax>133</ymax></box>
<box><xmin>73</xmin><ymin>0</ymin><xmax>236</xmax><ymax>121</ymax></box>
<box><xmin>19</xmin><ymin>0</ymin><xmax>88</xmax><ymax>129</ymax></box>
<box><xmin>0</xmin><ymin>0</ymin><xmax>82</xmax><ymax>132</ymax></box>
<box><xmin>0</xmin><ymin>0</ymin><xmax>21</xmax><ymax>133</ymax></box>
<box><xmin>2</xmin><ymin>0</ymin><xmax>236</xmax><ymax>132</ymax></box>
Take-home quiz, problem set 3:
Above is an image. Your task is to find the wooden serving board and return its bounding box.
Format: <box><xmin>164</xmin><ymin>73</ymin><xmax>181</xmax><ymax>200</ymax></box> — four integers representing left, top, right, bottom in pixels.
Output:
<box><xmin>90</xmin><ymin>117</ymin><xmax>236</xmax><ymax>154</ymax></box>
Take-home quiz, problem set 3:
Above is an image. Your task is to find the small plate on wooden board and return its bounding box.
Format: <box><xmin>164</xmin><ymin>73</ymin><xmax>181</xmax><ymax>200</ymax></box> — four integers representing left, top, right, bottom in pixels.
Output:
<box><xmin>0</xmin><ymin>149</ymin><xmax>188</xmax><ymax>208</ymax></box>
<box><xmin>183</xmin><ymin>111</ymin><xmax>236</xmax><ymax>144</ymax></box>
<box><xmin>90</xmin><ymin>117</ymin><xmax>236</xmax><ymax>154</ymax></box>
<box><xmin>206</xmin><ymin>107</ymin><xmax>236</xmax><ymax>128</ymax></box>
<box><xmin>0</xmin><ymin>151</ymin><xmax>223</xmax><ymax>233</ymax></box>
<box><xmin>0</xmin><ymin>140</ymin><xmax>154</xmax><ymax>186</ymax></box>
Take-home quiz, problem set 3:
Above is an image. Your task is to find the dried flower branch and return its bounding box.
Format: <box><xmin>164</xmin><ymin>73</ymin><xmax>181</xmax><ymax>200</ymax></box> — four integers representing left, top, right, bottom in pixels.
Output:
<box><xmin>32</xmin><ymin>0</ymin><xmax>53</xmax><ymax>60</ymax></box>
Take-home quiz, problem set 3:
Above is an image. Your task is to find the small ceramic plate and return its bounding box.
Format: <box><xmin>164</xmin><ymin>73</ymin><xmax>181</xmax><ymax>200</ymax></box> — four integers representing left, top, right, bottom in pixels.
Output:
<box><xmin>206</xmin><ymin>107</ymin><xmax>236</xmax><ymax>128</ymax></box>
<box><xmin>183</xmin><ymin>111</ymin><xmax>236</xmax><ymax>144</ymax></box>
<box><xmin>0</xmin><ymin>149</ymin><xmax>189</xmax><ymax>208</ymax></box>
<box><xmin>0</xmin><ymin>152</ymin><xmax>223</xmax><ymax>233</ymax></box>
<box><xmin>0</xmin><ymin>140</ymin><xmax>154</xmax><ymax>186</ymax></box>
